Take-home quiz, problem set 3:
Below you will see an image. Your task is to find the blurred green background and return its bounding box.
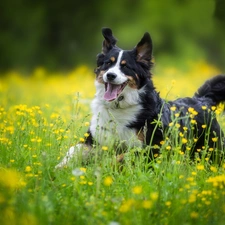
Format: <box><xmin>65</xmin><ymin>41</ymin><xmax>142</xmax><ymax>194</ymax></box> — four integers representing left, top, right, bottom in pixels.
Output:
<box><xmin>1</xmin><ymin>0</ymin><xmax>225</xmax><ymax>72</ymax></box>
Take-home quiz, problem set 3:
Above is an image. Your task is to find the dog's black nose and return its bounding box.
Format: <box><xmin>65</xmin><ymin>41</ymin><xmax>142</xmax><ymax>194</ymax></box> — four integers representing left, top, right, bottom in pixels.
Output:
<box><xmin>107</xmin><ymin>73</ymin><xmax>117</xmax><ymax>81</ymax></box>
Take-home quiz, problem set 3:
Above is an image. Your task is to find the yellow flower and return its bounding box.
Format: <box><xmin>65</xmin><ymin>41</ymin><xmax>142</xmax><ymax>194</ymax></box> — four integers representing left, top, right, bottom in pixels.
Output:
<box><xmin>182</xmin><ymin>138</ymin><xmax>188</xmax><ymax>144</ymax></box>
<box><xmin>0</xmin><ymin>168</ymin><xmax>26</xmax><ymax>189</ymax></box>
<box><xmin>215</xmin><ymin>109</ymin><xmax>222</xmax><ymax>115</ymax></box>
<box><xmin>79</xmin><ymin>180</ymin><xmax>87</xmax><ymax>185</ymax></box>
<box><xmin>196</xmin><ymin>165</ymin><xmax>204</xmax><ymax>170</ymax></box>
<box><xmin>188</xmin><ymin>107</ymin><xmax>194</xmax><ymax>113</ymax></box>
<box><xmin>84</xmin><ymin>133</ymin><xmax>89</xmax><ymax>138</ymax></box>
<box><xmin>166</xmin><ymin>146</ymin><xmax>171</xmax><ymax>150</ymax></box>
<box><xmin>142</xmin><ymin>200</ymin><xmax>153</xmax><ymax>209</ymax></box>
<box><xmin>191</xmin><ymin>119</ymin><xmax>197</xmax><ymax>124</ymax></box>
<box><xmin>188</xmin><ymin>194</ymin><xmax>196</xmax><ymax>203</ymax></box>
<box><xmin>202</xmin><ymin>124</ymin><xmax>206</xmax><ymax>129</ymax></box>
<box><xmin>37</xmin><ymin>138</ymin><xmax>42</xmax><ymax>143</ymax></box>
<box><xmin>84</xmin><ymin>122</ymin><xmax>90</xmax><ymax>126</ymax></box>
<box><xmin>80</xmin><ymin>167</ymin><xmax>87</xmax><ymax>173</ymax></box>
<box><xmin>212</xmin><ymin>137</ymin><xmax>218</xmax><ymax>142</ymax></box>
<box><xmin>210</xmin><ymin>166</ymin><xmax>217</xmax><ymax>173</ymax></box>
<box><xmin>190</xmin><ymin>212</ymin><xmax>199</xmax><ymax>218</ymax></box>
<box><xmin>194</xmin><ymin>138</ymin><xmax>198</xmax><ymax>142</ymax></box>
<box><xmin>102</xmin><ymin>146</ymin><xmax>108</xmax><ymax>151</ymax></box>
<box><xmin>170</xmin><ymin>106</ymin><xmax>176</xmax><ymax>111</ymax></box>
<box><xmin>186</xmin><ymin>177</ymin><xmax>194</xmax><ymax>182</ymax></box>
<box><xmin>119</xmin><ymin>199</ymin><xmax>135</xmax><ymax>213</ymax></box>
<box><xmin>79</xmin><ymin>137</ymin><xmax>85</xmax><ymax>142</ymax></box>
<box><xmin>192</xmin><ymin>110</ymin><xmax>198</xmax><ymax>116</ymax></box>
<box><xmin>150</xmin><ymin>192</ymin><xmax>159</xmax><ymax>200</ymax></box>
<box><xmin>103</xmin><ymin>176</ymin><xmax>113</xmax><ymax>186</ymax></box>
<box><xmin>201</xmin><ymin>106</ymin><xmax>207</xmax><ymax>110</ymax></box>
<box><xmin>206</xmin><ymin>174</ymin><xmax>225</xmax><ymax>187</ymax></box>
<box><xmin>132</xmin><ymin>186</ymin><xmax>143</xmax><ymax>194</ymax></box>
<box><xmin>183</xmin><ymin>126</ymin><xmax>188</xmax><ymax>131</ymax></box>
<box><xmin>179</xmin><ymin>132</ymin><xmax>184</xmax><ymax>137</ymax></box>
<box><xmin>211</xmin><ymin>106</ymin><xmax>216</xmax><ymax>111</ymax></box>
<box><xmin>169</xmin><ymin>122</ymin><xmax>173</xmax><ymax>127</ymax></box>
<box><xmin>25</xmin><ymin>166</ymin><xmax>32</xmax><ymax>172</ymax></box>
<box><xmin>165</xmin><ymin>201</ymin><xmax>172</xmax><ymax>207</ymax></box>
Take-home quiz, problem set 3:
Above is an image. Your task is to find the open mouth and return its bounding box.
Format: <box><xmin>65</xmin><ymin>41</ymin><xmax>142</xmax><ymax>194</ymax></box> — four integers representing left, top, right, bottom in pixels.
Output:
<box><xmin>104</xmin><ymin>82</ymin><xmax>128</xmax><ymax>101</ymax></box>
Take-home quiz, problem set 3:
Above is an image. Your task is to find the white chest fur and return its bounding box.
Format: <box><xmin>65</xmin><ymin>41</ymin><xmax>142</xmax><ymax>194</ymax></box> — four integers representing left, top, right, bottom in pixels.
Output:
<box><xmin>90</xmin><ymin>85</ymin><xmax>143</xmax><ymax>148</ymax></box>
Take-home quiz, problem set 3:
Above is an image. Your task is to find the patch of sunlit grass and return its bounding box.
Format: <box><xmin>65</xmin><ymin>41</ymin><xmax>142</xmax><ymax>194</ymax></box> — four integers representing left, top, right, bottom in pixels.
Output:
<box><xmin>153</xmin><ymin>60</ymin><xmax>220</xmax><ymax>99</ymax></box>
<box><xmin>0</xmin><ymin>61</ymin><xmax>225</xmax><ymax>225</ymax></box>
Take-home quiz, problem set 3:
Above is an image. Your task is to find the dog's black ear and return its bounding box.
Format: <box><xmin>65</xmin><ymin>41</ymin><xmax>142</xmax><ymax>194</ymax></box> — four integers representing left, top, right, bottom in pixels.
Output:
<box><xmin>102</xmin><ymin>28</ymin><xmax>117</xmax><ymax>54</ymax></box>
<box><xmin>94</xmin><ymin>53</ymin><xmax>105</xmax><ymax>74</ymax></box>
<box><xmin>135</xmin><ymin>32</ymin><xmax>153</xmax><ymax>65</ymax></box>
<box><xmin>96</xmin><ymin>53</ymin><xmax>105</xmax><ymax>67</ymax></box>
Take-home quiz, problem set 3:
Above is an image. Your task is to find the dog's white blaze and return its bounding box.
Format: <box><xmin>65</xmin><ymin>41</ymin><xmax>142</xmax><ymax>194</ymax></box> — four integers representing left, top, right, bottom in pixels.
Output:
<box><xmin>103</xmin><ymin>50</ymin><xmax>127</xmax><ymax>84</ymax></box>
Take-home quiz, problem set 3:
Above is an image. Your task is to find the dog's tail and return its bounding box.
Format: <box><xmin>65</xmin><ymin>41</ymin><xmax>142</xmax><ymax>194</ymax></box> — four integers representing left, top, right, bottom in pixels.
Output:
<box><xmin>194</xmin><ymin>75</ymin><xmax>225</xmax><ymax>106</ymax></box>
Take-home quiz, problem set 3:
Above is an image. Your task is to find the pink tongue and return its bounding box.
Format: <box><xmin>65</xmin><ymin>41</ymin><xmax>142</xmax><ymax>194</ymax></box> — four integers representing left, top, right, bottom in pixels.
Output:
<box><xmin>104</xmin><ymin>83</ymin><xmax>121</xmax><ymax>101</ymax></box>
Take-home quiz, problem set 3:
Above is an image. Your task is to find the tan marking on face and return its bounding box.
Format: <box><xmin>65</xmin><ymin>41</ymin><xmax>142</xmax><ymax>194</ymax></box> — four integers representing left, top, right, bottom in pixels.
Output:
<box><xmin>96</xmin><ymin>70</ymin><xmax>105</xmax><ymax>84</ymax></box>
<box><xmin>121</xmin><ymin>60</ymin><xmax>127</xmax><ymax>65</ymax></box>
<box><xmin>110</xmin><ymin>57</ymin><xmax>116</xmax><ymax>62</ymax></box>
<box><xmin>125</xmin><ymin>75</ymin><xmax>138</xmax><ymax>89</ymax></box>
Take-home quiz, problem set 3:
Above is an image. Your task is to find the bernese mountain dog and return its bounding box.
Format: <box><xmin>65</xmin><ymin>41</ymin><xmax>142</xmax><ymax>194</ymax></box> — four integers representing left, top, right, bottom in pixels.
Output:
<box><xmin>56</xmin><ymin>28</ymin><xmax>225</xmax><ymax>168</ymax></box>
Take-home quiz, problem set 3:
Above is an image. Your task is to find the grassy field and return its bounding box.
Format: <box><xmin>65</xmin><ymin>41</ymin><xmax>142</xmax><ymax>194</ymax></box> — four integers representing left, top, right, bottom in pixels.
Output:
<box><xmin>1</xmin><ymin>61</ymin><xmax>225</xmax><ymax>225</ymax></box>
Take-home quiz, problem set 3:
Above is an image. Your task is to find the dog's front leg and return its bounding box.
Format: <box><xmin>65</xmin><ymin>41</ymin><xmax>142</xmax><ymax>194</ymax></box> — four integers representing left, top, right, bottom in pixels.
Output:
<box><xmin>55</xmin><ymin>130</ymin><xmax>93</xmax><ymax>169</ymax></box>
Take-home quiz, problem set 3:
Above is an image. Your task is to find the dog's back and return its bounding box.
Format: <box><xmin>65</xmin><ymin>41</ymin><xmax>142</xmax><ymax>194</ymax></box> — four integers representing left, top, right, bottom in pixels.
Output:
<box><xmin>157</xmin><ymin>75</ymin><xmax>225</xmax><ymax>161</ymax></box>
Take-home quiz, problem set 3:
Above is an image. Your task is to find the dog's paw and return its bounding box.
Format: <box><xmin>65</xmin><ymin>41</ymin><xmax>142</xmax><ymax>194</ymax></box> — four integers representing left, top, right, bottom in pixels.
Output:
<box><xmin>55</xmin><ymin>146</ymin><xmax>75</xmax><ymax>169</ymax></box>
<box><xmin>55</xmin><ymin>159</ymin><xmax>68</xmax><ymax>169</ymax></box>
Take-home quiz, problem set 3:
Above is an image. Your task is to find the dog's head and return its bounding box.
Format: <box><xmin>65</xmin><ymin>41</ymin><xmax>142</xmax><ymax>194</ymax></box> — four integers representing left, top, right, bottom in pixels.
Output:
<box><xmin>94</xmin><ymin>28</ymin><xmax>154</xmax><ymax>102</ymax></box>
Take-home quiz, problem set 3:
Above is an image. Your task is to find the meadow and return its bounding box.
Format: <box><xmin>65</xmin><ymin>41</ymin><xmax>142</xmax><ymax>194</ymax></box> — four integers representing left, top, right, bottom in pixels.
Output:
<box><xmin>1</xmin><ymin>60</ymin><xmax>225</xmax><ymax>225</ymax></box>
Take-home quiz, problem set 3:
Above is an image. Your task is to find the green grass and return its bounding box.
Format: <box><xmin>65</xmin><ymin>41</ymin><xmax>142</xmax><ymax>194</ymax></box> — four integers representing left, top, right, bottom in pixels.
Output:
<box><xmin>1</xmin><ymin>69</ymin><xmax>225</xmax><ymax>225</ymax></box>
